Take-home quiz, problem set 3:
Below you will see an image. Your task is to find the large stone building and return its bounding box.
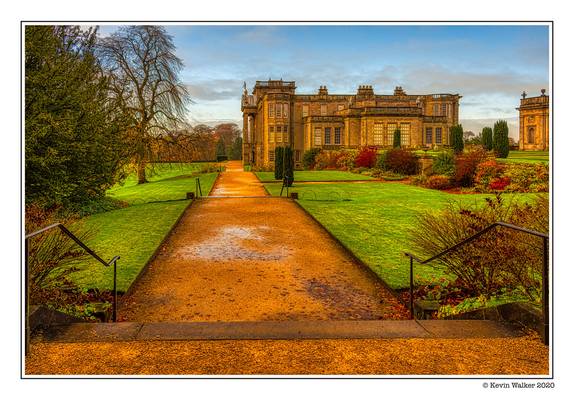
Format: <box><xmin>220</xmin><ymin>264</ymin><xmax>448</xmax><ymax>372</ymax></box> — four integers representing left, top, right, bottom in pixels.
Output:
<box><xmin>241</xmin><ymin>80</ymin><xmax>462</xmax><ymax>168</ymax></box>
<box><xmin>517</xmin><ymin>89</ymin><xmax>549</xmax><ymax>151</ymax></box>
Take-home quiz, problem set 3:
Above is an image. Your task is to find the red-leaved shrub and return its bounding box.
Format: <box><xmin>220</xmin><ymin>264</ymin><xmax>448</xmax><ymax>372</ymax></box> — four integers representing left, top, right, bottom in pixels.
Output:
<box><xmin>425</xmin><ymin>175</ymin><xmax>452</xmax><ymax>190</ymax></box>
<box><xmin>453</xmin><ymin>149</ymin><xmax>488</xmax><ymax>187</ymax></box>
<box><xmin>354</xmin><ymin>147</ymin><xmax>378</xmax><ymax>168</ymax></box>
<box><xmin>489</xmin><ymin>176</ymin><xmax>511</xmax><ymax>191</ymax></box>
<box><xmin>384</xmin><ymin>148</ymin><xmax>419</xmax><ymax>175</ymax></box>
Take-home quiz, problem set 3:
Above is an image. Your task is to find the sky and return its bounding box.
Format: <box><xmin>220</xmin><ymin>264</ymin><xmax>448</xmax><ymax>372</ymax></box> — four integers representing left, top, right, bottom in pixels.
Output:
<box><xmin>99</xmin><ymin>24</ymin><xmax>550</xmax><ymax>138</ymax></box>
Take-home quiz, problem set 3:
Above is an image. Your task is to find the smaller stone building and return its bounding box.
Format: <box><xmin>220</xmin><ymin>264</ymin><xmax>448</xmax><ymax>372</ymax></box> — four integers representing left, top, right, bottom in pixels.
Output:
<box><xmin>517</xmin><ymin>90</ymin><xmax>549</xmax><ymax>151</ymax></box>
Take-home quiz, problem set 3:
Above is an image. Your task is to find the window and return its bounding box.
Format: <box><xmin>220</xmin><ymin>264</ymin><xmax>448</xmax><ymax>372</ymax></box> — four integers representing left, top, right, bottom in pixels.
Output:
<box><xmin>386</xmin><ymin>123</ymin><xmax>397</xmax><ymax>145</ymax></box>
<box><xmin>302</xmin><ymin>105</ymin><xmax>309</xmax><ymax>117</ymax></box>
<box><xmin>269</xmin><ymin>150</ymin><xmax>275</xmax><ymax>162</ymax></box>
<box><xmin>268</xmin><ymin>103</ymin><xmax>275</xmax><ymax>118</ymax></box>
<box><xmin>337</xmin><ymin>104</ymin><xmax>345</xmax><ymax>111</ymax></box>
<box><xmin>269</xmin><ymin>126</ymin><xmax>275</xmax><ymax>142</ymax></box>
<box><xmin>435</xmin><ymin>127</ymin><xmax>443</xmax><ymax>144</ymax></box>
<box><xmin>276</xmin><ymin>103</ymin><xmax>282</xmax><ymax>118</ymax></box>
<box><xmin>314</xmin><ymin>127</ymin><xmax>322</xmax><ymax>146</ymax></box>
<box><xmin>528</xmin><ymin>127</ymin><xmax>535</xmax><ymax>144</ymax></box>
<box><xmin>283</xmin><ymin>125</ymin><xmax>289</xmax><ymax>142</ymax></box>
<box><xmin>283</xmin><ymin>103</ymin><xmax>288</xmax><ymax>118</ymax></box>
<box><xmin>441</xmin><ymin>103</ymin><xmax>447</xmax><ymax>116</ymax></box>
<box><xmin>373</xmin><ymin>123</ymin><xmax>384</xmax><ymax>145</ymax></box>
<box><xmin>275</xmin><ymin>126</ymin><xmax>282</xmax><ymax>143</ymax></box>
<box><xmin>295</xmin><ymin>150</ymin><xmax>301</xmax><ymax>162</ymax></box>
<box><xmin>425</xmin><ymin>127</ymin><xmax>433</xmax><ymax>144</ymax></box>
<box><xmin>320</xmin><ymin>104</ymin><xmax>327</xmax><ymax>116</ymax></box>
<box><xmin>334</xmin><ymin>127</ymin><xmax>342</xmax><ymax>144</ymax></box>
<box><xmin>400</xmin><ymin>123</ymin><xmax>410</xmax><ymax>146</ymax></box>
<box><xmin>433</xmin><ymin>104</ymin><xmax>439</xmax><ymax>116</ymax></box>
<box><xmin>325</xmin><ymin>127</ymin><xmax>331</xmax><ymax>145</ymax></box>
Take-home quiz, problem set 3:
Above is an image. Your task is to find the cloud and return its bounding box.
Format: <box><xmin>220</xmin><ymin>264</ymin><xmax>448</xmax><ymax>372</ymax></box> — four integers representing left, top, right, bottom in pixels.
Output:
<box><xmin>185</xmin><ymin>79</ymin><xmax>244</xmax><ymax>101</ymax></box>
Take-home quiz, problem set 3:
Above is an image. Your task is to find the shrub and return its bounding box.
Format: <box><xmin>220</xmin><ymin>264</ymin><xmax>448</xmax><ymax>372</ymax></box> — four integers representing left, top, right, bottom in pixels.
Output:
<box><xmin>274</xmin><ymin>146</ymin><xmax>284</xmax><ymax>180</ymax></box>
<box><xmin>393</xmin><ymin>129</ymin><xmax>401</xmax><ymax>148</ymax></box>
<box><xmin>375</xmin><ymin>151</ymin><xmax>387</xmax><ymax>170</ymax></box>
<box><xmin>410</xmin><ymin>194</ymin><xmax>549</xmax><ymax>300</ymax></box>
<box><xmin>336</xmin><ymin>150</ymin><xmax>357</xmax><ymax>170</ymax></box>
<box><xmin>302</xmin><ymin>148</ymin><xmax>321</xmax><ymax>169</ymax></box>
<box><xmin>473</xmin><ymin>160</ymin><xmax>506</xmax><ymax>192</ymax></box>
<box><xmin>481</xmin><ymin>127</ymin><xmax>493</xmax><ymax>151</ymax></box>
<box><xmin>384</xmin><ymin>148</ymin><xmax>419</xmax><ymax>175</ymax></box>
<box><xmin>449</xmin><ymin>124</ymin><xmax>464</xmax><ymax>154</ymax></box>
<box><xmin>493</xmin><ymin>120</ymin><xmax>510</xmax><ymax>158</ymax></box>
<box><xmin>453</xmin><ymin>149</ymin><xmax>488</xmax><ymax>187</ymax></box>
<box><xmin>489</xmin><ymin>176</ymin><xmax>511</xmax><ymax>191</ymax></box>
<box><xmin>354</xmin><ymin>147</ymin><xmax>378</xmax><ymax>168</ymax></box>
<box><xmin>432</xmin><ymin>151</ymin><xmax>455</xmax><ymax>176</ymax></box>
<box><xmin>424</xmin><ymin>175</ymin><xmax>452</xmax><ymax>190</ymax></box>
<box><xmin>283</xmin><ymin>146</ymin><xmax>294</xmax><ymax>186</ymax></box>
<box><xmin>503</xmin><ymin>163</ymin><xmax>549</xmax><ymax>193</ymax></box>
<box><xmin>314</xmin><ymin>150</ymin><xmax>342</xmax><ymax>170</ymax></box>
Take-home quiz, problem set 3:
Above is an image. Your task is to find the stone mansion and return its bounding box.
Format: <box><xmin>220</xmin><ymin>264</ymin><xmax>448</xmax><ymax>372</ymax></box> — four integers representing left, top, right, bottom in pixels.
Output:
<box><xmin>241</xmin><ymin>79</ymin><xmax>461</xmax><ymax>168</ymax></box>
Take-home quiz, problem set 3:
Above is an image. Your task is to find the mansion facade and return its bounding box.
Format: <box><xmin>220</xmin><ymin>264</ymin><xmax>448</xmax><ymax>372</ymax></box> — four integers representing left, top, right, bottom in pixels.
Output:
<box><xmin>241</xmin><ymin>79</ymin><xmax>462</xmax><ymax>168</ymax></box>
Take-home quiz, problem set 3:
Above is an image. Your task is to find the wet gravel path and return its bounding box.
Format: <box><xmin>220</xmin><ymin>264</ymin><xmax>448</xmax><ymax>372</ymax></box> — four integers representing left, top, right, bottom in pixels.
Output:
<box><xmin>119</xmin><ymin>161</ymin><xmax>407</xmax><ymax>322</ymax></box>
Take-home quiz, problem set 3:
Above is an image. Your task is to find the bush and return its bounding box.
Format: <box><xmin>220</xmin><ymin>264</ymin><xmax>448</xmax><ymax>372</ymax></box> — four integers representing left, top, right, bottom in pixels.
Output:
<box><xmin>453</xmin><ymin>149</ymin><xmax>488</xmax><ymax>187</ymax></box>
<box><xmin>432</xmin><ymin>151</ymin><xmax>455</xmax><ymax>176</ymax></box>
<box><xmin>449</xmin><ymin>124</ymin><xmax>464</xmax><ymax>154</ymax></box>
<box><xmin>375</xmin><ymin>151</ymin><xmax>387</xmax><ymax>170</ymax></box>
<box><xmin>302</xmin><ymin>148</ymin><xmax>321</xmax><ymax>170</ymax></box>
<box><xmin>314</xmin><ymin>150</ymin><xmax>341</xmax><ymax>170</ymax></box>
<box><xmin>354</xmin><ymin>147</ymin><xmax>378</xmax><ymax>168</ymax></box>
<box><xmin>336</xmin><ymin>150</ymin><xmax>357</xmax><ymax>170</ymax></box>
<box><xmin>274</xmin><ymin>147</ymin><xmax>284</xmax><ymax>179</ymax></box>
<box><xmin>424</xmin><ymin>175</ymin><xmax>452</xmax><ymax>190</ymax></box>
<box><xmin>503</xmin><ymin>163</ymin><xmax>549</xmax><ymax>193</ymax></box>
<box><xmin>384</xmin><ymin>148</ymin><xmax>419</xmax><ymax>175</ymax></box>
<box><xmin>493</xmin><ymin>120</ymin><xmax>510</xmax><ymax>158</ymax></box>
<box><xmin>410</xmin><ymin>194</ymin><xmax>549</xmax><ymax>300</ymax></box>
<box><xmin>473</xmin><ymin>160</ymin><xmax>506</xmax><ymax>192</ymax></box>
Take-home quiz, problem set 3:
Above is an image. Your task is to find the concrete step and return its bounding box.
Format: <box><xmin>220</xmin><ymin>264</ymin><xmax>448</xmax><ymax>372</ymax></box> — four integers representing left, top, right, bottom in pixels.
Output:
<box><xmin>32</xmin><ymin>319</ymin><xmax>523</xmax><ymax>343</ymax></box>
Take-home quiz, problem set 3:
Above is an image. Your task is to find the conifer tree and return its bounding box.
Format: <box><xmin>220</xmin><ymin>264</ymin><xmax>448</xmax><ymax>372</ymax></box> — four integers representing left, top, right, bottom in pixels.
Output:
<box><xmin>393</xmin><ymin>128</ymin><xmax>401</xmax><ymax>148</ymax></box>
<box><xmin>481</xmin><ymin>127</ymin><xmax>493</xmax><ymax>151</ymax></box>
<box><xmin>493</xmin><ymin>120</ymin><xmax>510</xmax><ymax>158</ymax></box>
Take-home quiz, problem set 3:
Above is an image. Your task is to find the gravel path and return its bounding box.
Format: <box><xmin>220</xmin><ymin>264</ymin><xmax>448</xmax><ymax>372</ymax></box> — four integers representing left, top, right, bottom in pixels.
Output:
<box><xmin>26</xmin><ymin>335</ymin><xmax>548</xmax><ymax>375</ymax></box>
<box><xmin>119</xmin><ymin>161</ymin><xmax>406</xmax><ymax>322</ymax></box>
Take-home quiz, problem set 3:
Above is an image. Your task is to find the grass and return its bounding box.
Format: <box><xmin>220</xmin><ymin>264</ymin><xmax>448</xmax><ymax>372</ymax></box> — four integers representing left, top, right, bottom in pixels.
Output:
<box><xmin>264</xmin><ymin>181</ymin><xmax>542</xmax><ymax>290</ymax></box>
<box><xmin>497</xmin><ymin>150</ymin><xmax>549</xmax><ymax>164</ymax></box>
<box><xmin>255</xmin><ymin>170</ymin><xmax>374</xmax><ymax>182</ymax></box>
<box><xmin>67</xmin><ymin>163</ymin><xmax>218</xmax><ymax>292</ymax></box>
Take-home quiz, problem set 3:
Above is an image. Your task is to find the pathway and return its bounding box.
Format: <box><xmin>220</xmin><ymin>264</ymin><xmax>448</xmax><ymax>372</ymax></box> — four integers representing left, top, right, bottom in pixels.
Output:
<box><xmin>119</xmin><ymin>161</ymin><xmax>406</xmax><ymax>321</ymax></box>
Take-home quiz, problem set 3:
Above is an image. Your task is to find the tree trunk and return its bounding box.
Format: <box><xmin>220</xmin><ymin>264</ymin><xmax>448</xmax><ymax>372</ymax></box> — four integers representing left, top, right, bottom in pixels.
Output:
<box><xmin>137</xmin><ymin>160</ymin><xmax>147</xmax><ymax>184</ymax></box>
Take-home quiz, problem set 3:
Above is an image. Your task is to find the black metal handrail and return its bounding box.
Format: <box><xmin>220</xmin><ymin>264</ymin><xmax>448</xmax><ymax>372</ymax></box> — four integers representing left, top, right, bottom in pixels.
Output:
<box><xmin>404</xmin><ymin>221</ymin><xmax>549</xmax><ymax>345</ymax></box>
<box><xmin>24</xmin><ymin>223</ymin><xmax>121</xmax><ymax>354</ymax></box>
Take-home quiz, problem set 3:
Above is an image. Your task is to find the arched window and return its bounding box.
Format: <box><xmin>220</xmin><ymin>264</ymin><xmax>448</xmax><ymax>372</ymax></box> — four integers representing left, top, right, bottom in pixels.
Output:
<box><xmin>527</xmin><ymin>127</ymin><xmax>535</xmax><ymax>144</ymax></box>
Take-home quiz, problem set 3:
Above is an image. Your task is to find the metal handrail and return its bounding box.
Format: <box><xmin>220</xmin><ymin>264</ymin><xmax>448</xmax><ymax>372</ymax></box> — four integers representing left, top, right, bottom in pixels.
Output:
<box><xmin>25</xmin><ymin>223</ymin><xmax>121</xmax><ymax>355</ymax></box>
<box><xmin>404</xmin><ymin>221</ymin><xmax>549</xmax><ymax>345</ymax></box>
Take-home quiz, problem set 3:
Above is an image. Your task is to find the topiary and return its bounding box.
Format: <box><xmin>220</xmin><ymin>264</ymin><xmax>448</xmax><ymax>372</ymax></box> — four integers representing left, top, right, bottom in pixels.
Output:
<box><xmin>393</xmin><ymin>129</ymin><xmax>401</xmax><ymax>148</ymax></box>
<box><xmin>493</xmin><ymin>120</ymin><xmax>510</xmax><ymax>158</ymax></box>
<box><xmin>274</xmin><ymin>146</ymin><xmax>284</xmax><ymax>180</ymax></box>
<box><xmin>481</xmin><ymin>127</ymin><xmax>493</xmax><ymax>151</ymax></box>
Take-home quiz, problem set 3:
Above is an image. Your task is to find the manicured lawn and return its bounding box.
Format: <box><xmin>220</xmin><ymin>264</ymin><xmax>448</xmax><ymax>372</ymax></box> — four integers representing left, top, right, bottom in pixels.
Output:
<box><xmin>255</xmin><ymin>170</ymin><xmax>374</xmax><ymax>182</ymax></box>
<box><xmin>497</xmin><ymin>150</ymin><xmax>549</xmax><ymax>164</ymax></box>
<box><xmin>264</xmin><ymin>181</ymin><xmax>542</xmax><ymax>290</ymax></box>
<box><xmin>68</xmin><ymin>163</ymin><xmax>218</xmax><ymax>291</ymax></box>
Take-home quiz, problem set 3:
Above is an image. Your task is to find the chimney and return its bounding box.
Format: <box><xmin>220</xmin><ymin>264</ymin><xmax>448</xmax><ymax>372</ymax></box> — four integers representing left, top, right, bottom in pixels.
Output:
<box><xmin>394</xmin><ymin>86</ymin><xmax>406</xmax><ymax>96</ymax></box>
<box><xmin>318</xmin><ymin>85</ymin><xmax>328</xmax><ymax>95</ymax></box>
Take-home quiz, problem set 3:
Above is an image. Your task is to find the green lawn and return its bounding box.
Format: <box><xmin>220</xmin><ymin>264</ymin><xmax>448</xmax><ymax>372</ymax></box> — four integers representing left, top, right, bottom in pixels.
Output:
<box><xmin>497</xmin><ymin>150</ymin><xmax>549</xmax><ymax>164</ymax></box>
<box><xmin>255</xmin><ymin>170</ymin><xmax>374</xmax><ymax>182</ymax></box>
<box><xmin>67</xmin><ymin>163</ymin><xmax>218</xmax><ymax>292</ymax></box>
<box><xmin>264</xmin><ymin>181</ymin><xmax>542</xmax><ymax>290</ymax></box>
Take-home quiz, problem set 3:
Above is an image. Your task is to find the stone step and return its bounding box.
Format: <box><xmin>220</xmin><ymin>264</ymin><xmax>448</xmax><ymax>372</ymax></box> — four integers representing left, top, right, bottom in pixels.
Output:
<box><xmin>32</xmin><ymin>319</ymin><xmax>523</xmax><ymax>343</ymax></box>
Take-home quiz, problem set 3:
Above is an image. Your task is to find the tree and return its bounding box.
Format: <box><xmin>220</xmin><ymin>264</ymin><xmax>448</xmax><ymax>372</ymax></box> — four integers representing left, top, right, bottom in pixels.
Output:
<box><xmin>99</xmin><ymin>26</ymin><xmax>190</xmax><ymax>184</ymax></box>
<box><xmin>493</xmin><ymin>120</ymin><xmax>510</xmax><ymax>158</ymax></box>
<box><xmin>463</xmin><ymin>131</ymin><xmax>476</xmax><ymax>144</ymax></box>
<box><xmin>214</xmin><ymin>123</ymin><xmax>241</xmax><ymax>159</ymax></box>
<box><xmin>283</xmin><ymin>146</ymin><xmax>294</xmax><ymax>187</ymax></box>
<box><xmin>216</xmin><ymin>136</ymin><xmax>227</xmax><ymax>160</ymax></box>
<box><xmin>449</xmin><ymin>124</ymin><xmax>464</xmax><ymax>154</ymax></box>
<box><xmin>481</xmin><ymin>127</ymin><xmax>493</xmax><ymax>151</ymax></box>
<box><xmin>393</xmin><ymin>128</ymin><xmax>401</xmax><ymax>148</ymax></box>
<box><xmin>274</xmin><ymin>147</ymin><xmax>284</xmax><ymax>180</ymax></box>
<box><xmin>25</xmin><ymin>26</ymin><xmax>126</xmax><ymax>208</ymax></box>
<box><xmin>231</xmin><ymin>136</ymin><xmax>243</xmax><ymax>160</ymax></box>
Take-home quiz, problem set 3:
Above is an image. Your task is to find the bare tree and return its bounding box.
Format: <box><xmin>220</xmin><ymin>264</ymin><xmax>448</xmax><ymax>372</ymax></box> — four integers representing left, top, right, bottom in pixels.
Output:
<box><xmin>99</xmin><ymin>26</ymin><xmax>190</xmax><ymax>183</ymax></box>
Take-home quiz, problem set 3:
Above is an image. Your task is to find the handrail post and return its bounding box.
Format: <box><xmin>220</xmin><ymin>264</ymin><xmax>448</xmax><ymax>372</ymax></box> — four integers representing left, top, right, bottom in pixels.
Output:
<box><xmin>25</xmin><ymin>238</ymin><xmax>30</xmax><ymax>356</ymax></box>
<box><xmin>409</xmin><ymin>255</ymin><xmax>414</xmax><ymax>319</ymax></box>
<box><xmin>113</xmin><ymin>259</ymin><xmax>118</xmax><ymax>323</ymax></box>
<box><xmin>543</xmin><ymin>236</ymin><xmax>549</xmax><ymax>345</ymax></box>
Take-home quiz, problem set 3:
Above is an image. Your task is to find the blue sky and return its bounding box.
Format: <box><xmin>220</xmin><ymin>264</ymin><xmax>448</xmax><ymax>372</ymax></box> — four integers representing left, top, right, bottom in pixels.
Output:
<box><xmin>99</xmin><ymin>24</ymin><xmax>549</xmax><ymax>137</ymax></box>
